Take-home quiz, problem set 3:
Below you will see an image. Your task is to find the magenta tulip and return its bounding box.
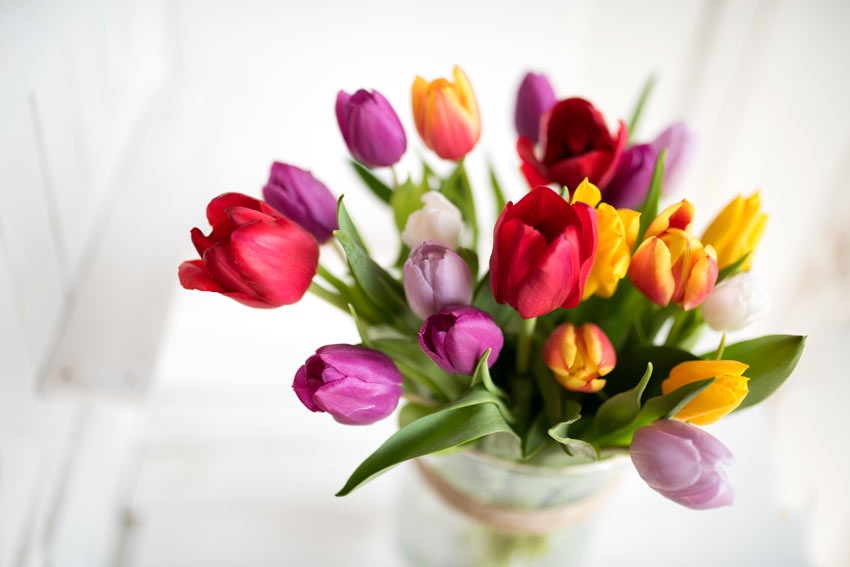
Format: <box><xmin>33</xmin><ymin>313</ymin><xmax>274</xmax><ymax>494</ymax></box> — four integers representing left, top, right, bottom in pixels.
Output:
<box><xmin>262</xmin><ymin>162</ymin><xmax>339</xmax><ymax>243</ymax></box>
<box><xmin>514</xmin><ymin>72</ymin><xmax>556</xmax><ymax>142</ymax></box>
<box><xmin>418</xmin><ymin>306</ymin><xmax>504</xmax><ymax>375</ymax></box>
<box><xmin>336</xmin><ymin>89</ymin><xmax>407</xmax><ymax>168</ymax></box>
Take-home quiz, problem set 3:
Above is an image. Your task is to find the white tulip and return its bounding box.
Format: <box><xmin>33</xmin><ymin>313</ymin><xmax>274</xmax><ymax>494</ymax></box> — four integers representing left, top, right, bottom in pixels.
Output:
<box><xmin>702</xmin><ymin>272</ymin><xmax>771</xmax><ymax>331</ymax></box>
<box><xmin>401</xmin><ymin>191</ymin><xmax>463</xmax><ymax>249</ymax></box>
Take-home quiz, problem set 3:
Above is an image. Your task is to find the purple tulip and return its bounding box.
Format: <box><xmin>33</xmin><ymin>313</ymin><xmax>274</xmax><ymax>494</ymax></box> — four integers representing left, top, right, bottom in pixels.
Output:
<box><xmin>604</xmin><ymin>143</ymin><xmax>657</xmax><ymax>209</ymax></box>
<box><xmin>403</xmin><ymin>241</ymin><xmax>474</xmax><ymax>320</ymax></box>
<box><xmin>419</xmin><ymin>306</ymin><xmax>504</xmax><ymax>375</ymax></box>
<box><xmin>262</xmin><ymin>162</ymin><xmax>338</xmax><ymax>243</ymax></box>
<box><xmin>650</xmin><ymin>121</ymin><xmax>698</xmax><ymax>191</ymax></box>
<box><xmin>630</xmin><ymin>420</ymin><xmax>735</xmax><ymax>510</ymax></box>
<box><xmin>336</xmin><ymin>89</ymin><xmax>407</xmax><ymax>168</ymax></box>
<box><xmin>515</xmin><ymin>72</ymin><xmax>557</xmax><ymax>142</ymax></box>
<box><xmin>292</xmin><ymin>344</ymin><xmax>403</xmax><ymax>425</ymax></box>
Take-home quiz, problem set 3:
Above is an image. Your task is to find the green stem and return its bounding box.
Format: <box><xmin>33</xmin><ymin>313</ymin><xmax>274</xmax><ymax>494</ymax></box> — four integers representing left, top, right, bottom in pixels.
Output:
<box><xmin>516</xmin><ymin>317</ymin><xmax>537</xmax><ymax>375</ymax></box>
<box><xmin>713</xmin><ymin>330</ymin><xmax>727</xmax><ymax>360</ymax></box>
<box><xmin>316</xmin><ymin>264</ymin><xmax>349</xmax><ymax>294</ymax></box>
<box><xmin>390</xmin><ymin>166</ymin><xmax>400</xmax><ymax>189</ymax></box>
<box><xmin>664</xmin><ymin>309</ymin><xmax>689</xmax><ymax>346</ymax></box>
<box><xmin>308</xmin><ymin>282</ymin><xmax>348</xmax><ymax>313</ymax></box>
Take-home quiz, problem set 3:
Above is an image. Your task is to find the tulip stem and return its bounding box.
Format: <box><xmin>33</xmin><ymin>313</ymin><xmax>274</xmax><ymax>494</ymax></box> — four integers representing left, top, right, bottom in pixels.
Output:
<box><xmin>713</xmin><ymin>330</ymin><xmax>727</xmax><ymax>360</ymax></box>
<box><xmin>390</xmin><ymin>166</ymin><xmax>400</xmax><ymax>189</ymax></box>
<box><xmin>516</xmin><ymin>317</ymin><xmax>537</xmax><ymax>375</ymax></box>
<box><xmin>308</xmin><ymin>282</ymin><xmax>349</xmax><ymax>313</ymax></box>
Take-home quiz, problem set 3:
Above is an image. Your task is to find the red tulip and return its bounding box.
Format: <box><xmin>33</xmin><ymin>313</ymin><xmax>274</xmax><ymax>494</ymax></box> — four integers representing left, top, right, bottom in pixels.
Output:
<box><xmin>517</xmin><ymin>98</ymin><xmax>627</xmax><ymax>192</ymax></box>
<box><xmin>178</xmin><ymin>193</ymin><xmax>319</xmax><ymax>308</ymax></box>
<box><xmin>489</xmin><ymin>187</ymin><xmax>597</xmax><ymax>318</ymax></box>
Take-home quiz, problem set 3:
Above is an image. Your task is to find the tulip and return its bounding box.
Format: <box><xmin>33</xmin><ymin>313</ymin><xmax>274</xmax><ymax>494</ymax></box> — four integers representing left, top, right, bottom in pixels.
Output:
<box><xmin>701</xmin><ymin>271</ymin><xmax>771</xmax><ymax>331</ymax></box>
<box><xmin>401</xmin><ymin>191</ymin><xmax>463</xmax><ymax>249</ymax></box>
<box><xmin>649</xmin><ymin>121</ymin><xmax>698</xmax><ymax>191</ymax></box>
<box><xmin>412</xmin><ymin>65</ymin><xmax>481</xmax><ymax>161</ymax></box>
<box><xmin>262</xmin><ymin>162</ymin><xmax>339</xmax><ymax>243</ymax></box>
<box><xmin>543</xmin><ymin>322</ymin><xmax>616</xmax><ymax>393</ymax></box>
<box><xmin>292</xmin><ymin>344</ymin><xmax>403</xmax><ymax>425</ymax></box>
<box><xmin>514</xmin><ymin>72</ymin><xmax>556</xmax><ymax>142</ymax></box>
<box><xmin>178</xmin><ymin>193</ymin><xmax>319</xmax><ymax>308</ymax></box>
<box><xmin>517</xmin><ymin>97</ymin><xmax>628</xmax><ymax>191</ymax></box>
<box><xmin>403</xmin><ymin>241</ymin><xmax>474</xmax><ymax>319</ymax></box>
<box><xmin>701</xmin><ymin>192</ymin><xmax>767</xmax><ymax>270</ymax></box>
<box><xmin>662</xmin><ymin>360</ymin><xmax>749</xmax><ymax>425</ymax></box>
<box><xmin>335</xmin><ymin>89</ymin><xmax>407</xmax><ymax>168</ymax></box>
<box><xmin>489</xmin><ymin>187</ymin><xmax>597</xmax><ymax>318</ymax></box>
<box><xmin>570</xmin><ymin>179</ymin><xmax>640</xmax><ymax>299</ymax></box>
<box><xmin>418</xmin><ymin>306</ymin><xmax>504</xmax><ymax>375</ymax></box>
<box><xmin>630</xmin><ymin>420</ymin><xmax>735</xmax><ymax>510</ymax></box>
<box><xmin>628</xmin><ymin>200</ymin><xmax>718</xmax><ymax>310</ymax></box>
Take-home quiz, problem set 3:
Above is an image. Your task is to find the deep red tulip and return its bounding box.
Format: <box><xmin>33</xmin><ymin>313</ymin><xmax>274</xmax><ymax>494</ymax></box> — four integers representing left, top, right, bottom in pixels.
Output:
<box><xmin>178</xmin><ymin>193</ymin><xmax>319</xmax><ymax>308</ymax></box>
<box><xmin>517</xmin><ymin>98</ymin><xmax>627</xmax><ymax>192</ymax></box>
<box><xmin>489</xmin><ymin>187</ymin><xmax>597</xmax><ymax>318</ymax></box>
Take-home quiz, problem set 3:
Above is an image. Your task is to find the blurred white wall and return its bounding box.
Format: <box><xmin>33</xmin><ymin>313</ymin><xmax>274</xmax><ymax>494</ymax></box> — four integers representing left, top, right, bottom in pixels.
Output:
<box><xmin>1</xmin><ymin>0</ymin><xmax>849</xmax><ymax>565</ymax></box>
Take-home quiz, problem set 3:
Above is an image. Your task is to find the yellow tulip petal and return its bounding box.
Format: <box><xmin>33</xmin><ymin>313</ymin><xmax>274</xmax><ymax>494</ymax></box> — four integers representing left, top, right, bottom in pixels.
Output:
<box><xmin>571</xmin><ymin>179</ymin><xmax>602</xmax><ymax>207</ymax></box>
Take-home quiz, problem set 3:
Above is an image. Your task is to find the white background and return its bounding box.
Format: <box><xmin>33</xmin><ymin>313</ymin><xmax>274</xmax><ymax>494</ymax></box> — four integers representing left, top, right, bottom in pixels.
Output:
<box><xmin>2</xmin><ymin>0</ymin><xmax>849</xmax><ymax>565</ymax></box>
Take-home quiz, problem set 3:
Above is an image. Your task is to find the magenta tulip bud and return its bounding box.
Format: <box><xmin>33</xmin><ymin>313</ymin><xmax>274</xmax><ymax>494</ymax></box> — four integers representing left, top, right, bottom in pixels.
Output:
<box><xmin>262</xmin><ymin>162</ymin><xmax>339</xmax><ymax>243</ymax></box>
<box><xmin>649</xmin><ymin>121</ymin><xmax>698</xmax><ymax>191</ymax></box>
<box><xmin>292</xmin><ymin>344</ymin><xmax>403</xmax><ymax>425</ymax></box>
<box><xmin>403</xmin><ymin>241</ymin><xmax>474</xmax><ymax>319</ymax></box>
<box><xmin>336</xmin><ymin>89</ymin><xmax>407</xmax><ymax>168</ymax></box>
<box><xmin>514</xmin><ymin>72</ymin><xmax>557</xmax><ymax>142</ymax></box>
<box><xmin>418</xmin><ymin>306</ymin><xmax>504</xmax><ymax>375</ymax></box>
<box><xmin>604</xmin><ymin>143</ymin><xmax>656</xmax><ymax>209</ymax></box>
<box><xmin>630</xmin><ymin>420</ymin><xmax>735</xmax><ymax>510</ymax></box>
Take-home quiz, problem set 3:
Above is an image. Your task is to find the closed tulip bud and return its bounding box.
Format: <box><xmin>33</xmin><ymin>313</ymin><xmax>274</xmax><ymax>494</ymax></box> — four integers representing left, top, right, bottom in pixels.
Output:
<box><xmin>292</xmin><ymin>344</ymin><xmax>403</xmax><ymax>425</ymax></box>
<box><xmin>418</xmin><ymin>306</ymin><xmax>504</xmax><ymax>375</ymax></box>
<box><xmin>403</xmin><ymin>241</ymin><xmax>474</xmax><ymax>319</ymax></box>
<box><xmin>514</xmin><ymin>72</ymin><xmax>556</xmax><ymax>142</ymax></box>
<box><xmin>262</xmin><ymin>162</ymin><xmax>339</xmax><ymax>243</ymax></box>
<box><xmin>336</xmin><ymin>89</ymin><xmax>407</xmax><ymax>168</ymax></box>
<box><xmin>628</xmin><ymin>200</ymin><xmax>718</xmax><ymax>310</ymax></box>
<box><xmin>412</xmin><ymin>65</ymin><xmax>481</xmax><ymax>161</ymax></box>
<box><xmin>543</xmin><ymin>322</ymin><xmax>616</xmax><ymax>393</ymax></box>
<box><xmin>402</xmin><ymin>191</ymin><xmax>463</xmax><ymax>249</ymax></box>
<box><xmin>571</xmin><ymin>180</ymin><xmax>640</xmax><ymax>299</ymax></box>
<box><xmin>701</xmin><ymin>271</ymin><xmax>771</xmax><ymax>331</ymax></box>
<box><xmin>179</xmin><ymin>193</ymin><xmax>318</xmax><ymax>308</ymax></box>
<box><xmin>490</xmin><ymin>187</ymin><xmax>597</xmax><ymax>318</ymax></box>
<box><xmin>649</xmin><ymin>121</ymin><xmax>698</xmax><ymax>191</ymax></box>
<box><xmin>702</xmin><ymin>192</ymin><xmax>768</xmax><ymax>271</ymax></box>
<box><xmin>630</xmin><ymin>420</ymin><xmax>735</xmax><ymax>510</ymax></box>
<box><xmin>662</xmin><ymin>360</ymin><xmax>749</xmax><ymax>425</ymax></box>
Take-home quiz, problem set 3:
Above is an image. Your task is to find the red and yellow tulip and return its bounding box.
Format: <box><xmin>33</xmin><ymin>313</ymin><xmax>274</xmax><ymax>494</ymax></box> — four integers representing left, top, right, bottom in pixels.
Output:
<box><xmin>543</xmin><ymin>322</ymin><xmax>616</xmax><ymax>393</ymax></box>
<box><xmin>662</xmin><ymin>360</ymin><xmax>750</xmax><ymax>425</ymax></box>
<box><xmin>412</xmin><ymin>66</ymin><xmax>481</xmax><ymax>161</ymax></box>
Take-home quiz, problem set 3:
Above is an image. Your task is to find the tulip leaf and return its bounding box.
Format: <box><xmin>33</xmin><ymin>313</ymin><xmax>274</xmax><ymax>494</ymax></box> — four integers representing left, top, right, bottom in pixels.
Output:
<box><xmin>716</xmin><ymin>253</ymin><xmax>751</xmax><ymax>283</ymax></box>
<box><xmin>347</xmin><ymin>304</ymin><xmax>372</xmax><ymax>347</ymax></box>
<box><xmin>440</xmin><ymin>162</ymin><xmax>479</xmax><ymax>249</ymax></box>
<box><xmin>349</xmin><ymin>160</ymin><xmax>392</xmax><ymax>203</ymax></box>
<box><xmin>336</xmin><ymin>386</ymin><xmax>517</xmax><ymax>496</ymax></box>
<box><xmin>457</xmin><ymin>247</ymin><xmax>479</xmax><ymax>279</ymax></box>
<box><xmin>594</xmin><ymin>363</ymin><xmax>653</xmax><ymax>436</ymax></box>
<box><xmin>390</xmin><ymin>176</ymin><xmax>428</xmax><ymax>233</ymax></box>
<box><xmin>470</xmin><ymin>349</ymin><xmax>508</xmax><ymax>402</ymax></box>
<box><xmin>371</xmin><ymin>337</ymin><xmax>464</xmax><ymax>401</ymax></box>
<box><xmin>487</xmin><ymin>161</ymin><xmax>508</xmax><ymax>216</ymax></box>
<box><xmin>711</xmin><ymin>334</ymin><xmax>806</xmax><ymax>411</ymax></box>
<box><xmin>398</xmin><ymin>402</ymin><xmax>435</xmax><ymax>429</ymax></box>
<box><xmin>602</xmin><ymin>345</ymin><xmax>700</xmax><ymax>399</ymax></box>
<box><xmin>627</xmin><ymin>74</ymin><xmax>657</xmax><ymax>139</ymax></box>
<box><xmin>635</xmin><ymin>150</ymin><xmax>666</xmax><ymax>247</ymax></box>
<box><xmin>473</xmin><ymin>271</ymin><xmax>515</xmax><ymax>328</ymax></box>
<box><xmin>532</xmin><ymin>353</ymin><xmax>565</xmax><ymax>425</ymax></box>
<box><xmin>336</xmin><ymin>197</ymin><xmax>368</xmax><ymax>253</ymax></box>
<box><xmin>521</xmin><ymin>411</ymin><xmax>550</xmax><ymax>461</ymax></box>
<box><xmin>548</xmin><ymin>401</ymin><xmax>598</xmax><ymax>461</ymax></box>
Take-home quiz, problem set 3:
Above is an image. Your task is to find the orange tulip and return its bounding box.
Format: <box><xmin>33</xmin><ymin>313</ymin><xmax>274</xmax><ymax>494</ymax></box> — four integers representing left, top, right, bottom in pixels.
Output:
<box><xmin>543</xmin><ymin>322</ymin><xmax>616</xmax><ymax>393</ymax></box>
<box><xmin>412</xmin><ymin>66</ymin><xmax>481</xmax><ymax>161</ymax></box>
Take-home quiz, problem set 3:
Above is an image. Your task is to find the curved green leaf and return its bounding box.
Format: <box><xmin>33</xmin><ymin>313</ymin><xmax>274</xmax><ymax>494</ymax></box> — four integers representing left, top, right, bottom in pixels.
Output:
<box><xmin>350</xmin><ymin>160</ymin><xmax>392</xmax><ymax>203</ymax></box>
<box><xmin>594</xmin><ymin>363</ymin><xmax>652</xmax><ymax>435</ymax></box>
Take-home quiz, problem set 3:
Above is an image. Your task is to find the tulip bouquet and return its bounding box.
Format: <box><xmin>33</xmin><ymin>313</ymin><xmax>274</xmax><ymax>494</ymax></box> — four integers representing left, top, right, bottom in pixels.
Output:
<box><xmin>178</xmin><ymin>66</ymin><xmax>804</xmax><ymax>516</ymax></box>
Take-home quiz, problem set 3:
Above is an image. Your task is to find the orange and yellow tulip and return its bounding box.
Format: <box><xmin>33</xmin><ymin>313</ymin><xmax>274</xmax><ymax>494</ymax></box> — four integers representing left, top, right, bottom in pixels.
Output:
<box><xmin>628</xmin><ymin>200</ymin><xmax>718</xmax><ymax>310</ymax></box>
<box><xmin>543</xmin><ymin>322</ymin><xmax>616</xmax><ymax>393</ymax></box>
<box><xmin>412</xmin><ymin>66</ymin><xmax>481</xmax><ymax>161</ymax></box>
<box><xmin>662</xmin><ymin>360</ymin><xmax>750</xmax><ymax>425</ymax></box>
<box><xmin>702</xmin><ymin>192</ymin><xmax>767</xmax><ymax>271</ymax></box>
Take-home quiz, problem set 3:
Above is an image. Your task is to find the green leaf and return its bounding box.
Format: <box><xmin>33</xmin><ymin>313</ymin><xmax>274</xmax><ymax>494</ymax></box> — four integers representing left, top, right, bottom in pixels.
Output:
<box><xmin>488</xmin><ymin>161</ymin><xmax>507</xmax><ymax>216</ymax></box>
<box><xmin>521</xmin><ymin>411</ymin><xmax>549</xmax><ymax>461</ymax></box>
<box><xmin>350</xmin><ymin>160</ymin><xmax>392</xmax><ymax>203</ymax></box>
<box><xmin>440</xmin><ymin>162</ymin><xmax>479</xmax><ymax>248</ymax></box>
<box><xmin>716</xmin><ymin>253</ymin><xmax>751</xmax><ymax>284</ymax></box>
<box><xmin>336</xmin><ymin>197</ymin><xmax>368</xmax><ymax>253</ymax></box>
<box><xmin>715</xmin><ymin>335</ymin><xmax>806</xmax><ymax>411</ymax></box>
<box><xmin>627</xmin><ymin>74</ymin><xmax>657</xmax><ymax>139</ymax></box>
<box><xmin>336</xmin><ymin>387</ymin><xmax>517</xmax><ymax>496</ymax></box>
<box><xmin>371</xmin><ymin>337</ymin><xmax>463</xmax><ymax>401</ymax></box>
<box><xmin>469</xmin><ymin>349</ymin><xmax>507</xmax><ymax>400</ymax></box>
<box><xmin>531</xmin><ymin>352</ymin><xmax>564</xmax><ymax>425</ymax></box>
<box><xmin>603</xmin><ymin>345</ymin><xmax>699</xmax><ymax>399</ymax></box>
<box><xmin>398</xmin><ymin>402</ymin><xmax>434</xmax><ymax>428</ymax></box>
<box><xmin>457</xmin><ymin>247</ymin><xmax>479</xmax><ymax>279</ymax></box>
<box><xmin>472</xmin><ymin>271</ymin><xmax>514</xmax><ymax>328</ymax></box>
<box><xmin>635</xmin><ymin>150</ymin><xmax>666</xmax><ymax>247</ymax></box>
<box><xmin>547</xmin><ymin>401</ymin><xmax>597</xmax><ymax>461</ymax></box>
<box><xmin>347</xmin><ymin>304</ymin><xmax>371</xmax><ymax>346</ymax></box>
<box><xmin>594</xmin><ymin>363</ymin><xmax>653</xmax><ymax>435</ymax></box>
<box><xmin>390</xmin><ymin>177</ymin><xmax>428</xmax><ymax>233</ymax></box>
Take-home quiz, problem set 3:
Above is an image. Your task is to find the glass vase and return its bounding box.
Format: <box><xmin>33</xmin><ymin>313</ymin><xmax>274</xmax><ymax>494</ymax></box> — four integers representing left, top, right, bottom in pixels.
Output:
<box><xmin>395</xmin><ymin>448</ymin><xmax>630</xmax><ymax>567</ymax></box>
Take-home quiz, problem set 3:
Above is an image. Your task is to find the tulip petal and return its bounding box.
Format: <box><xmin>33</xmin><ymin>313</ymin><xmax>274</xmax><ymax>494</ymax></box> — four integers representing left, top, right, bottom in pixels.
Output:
<box><xmin>315</xmin><ymin>344</ymin><xmax>403</xmax><ymax>387</ymax></box>
<box><xmin>312</xmin><ymin>377</ymin><xmax>402</xmax><ymax>426</ymax></box>
<box><xmin>630</xmin><ymin>427</ymin><xmax>703</xmax><ymax>492</ymax></box>
<box><xmin>629</xmin><ymin>237</ymin><xmax>675</xmax><ymax>306</ymax></box>
<box><xmin>178</xmin><ymin>259</ymin><xmax>278</xmax><ymax>309</ymax></box>
<box><xmin>292</xmin><ymin>364</ymin><xmax>322</xmax><ymax>412</ymax></box>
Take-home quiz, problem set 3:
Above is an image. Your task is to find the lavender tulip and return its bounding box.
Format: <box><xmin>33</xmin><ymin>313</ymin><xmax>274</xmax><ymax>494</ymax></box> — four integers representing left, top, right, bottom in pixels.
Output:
<box><xmin>263</xmin><ymin>162</ymin><xmax>338</xmax><ymax>243</ymax></box>
<box><xmin>403</xmin><ymin>241</ymin><xmax>474</xmax><ymax>320</ymax></box>
<box><xmin>336</xmin><ymin>89</ymin><xmax>407</xmax><ymax>168</ymax></box>
<box><xmin>514</xmin><ymin>72</ymin><xmax>557</xmax><ymax>142</ymax></box>
<box><xmin>630</xmin><ymin>420</ymin><xmax>735</xmax><ymax>510</ymax></box>
<box><xmin>419</xmin><ymin>306</ymin><xmax>504</xmax><ymax>375</ymax></box>
<box><xmin>650</xmin><ymin>121</ymin><xmax>698</xmax><ymax>191</ymax></box>
<box><xmin>292</xmin><ymin>344</ymin><xmax>403</xmax><ymax>425</ymax></box>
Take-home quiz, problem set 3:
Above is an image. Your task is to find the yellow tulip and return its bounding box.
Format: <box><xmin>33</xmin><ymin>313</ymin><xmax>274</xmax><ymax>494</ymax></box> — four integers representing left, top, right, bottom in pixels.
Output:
<box><xmin>701</xmin><ymin>192</ymin><xmax>767</xmax><ymax>270</ymax></box>
<box><xmin>571</xmin><ymin>179</ymin><xmax>640</xmax><ymax>298</ymax></box>
<box><xmin>411</xmin><ymin>66</ymin><xmax>481</xmax><ymax>161</ymax></box>
<box><xmin>662</xmin><ymin>360</ymin><xmax>749</xmax><ymax>425</ymax></box>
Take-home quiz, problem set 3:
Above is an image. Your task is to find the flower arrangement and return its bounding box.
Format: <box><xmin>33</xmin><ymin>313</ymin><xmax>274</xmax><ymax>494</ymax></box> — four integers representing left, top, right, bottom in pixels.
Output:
<box><xmin>178</xmin><ymin>66</ymin><xmax>804</xmax><ymax>512</ymax></box>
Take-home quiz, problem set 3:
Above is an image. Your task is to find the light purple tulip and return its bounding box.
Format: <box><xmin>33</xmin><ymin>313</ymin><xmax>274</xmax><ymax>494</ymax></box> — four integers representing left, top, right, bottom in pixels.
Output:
<box><xmin>418</xmin><ymin>306</ymin><xmax>504</xmax><ymax>375</ymax></box>
<box><xmin>292</xmin><ymin>344</ymin><xmax>403</xmax><ymax>425</ymax></box>
<box><xmin>515</xmin><ymin>72</ymin><xmax>557</xmax><ymax>142</ymax></box>
<box><xmin>630</xmin><ymin>420</ymin><xmax>735</xmax><ymax>510</ymax></box>
<box><xmin>650</xmin><ymin>121</ymin><xmax>698</xmax><ymax>191</ymax></box>
<box><xmin>262</xmin><ymin>162</ymin><xmax>338</xmax><ymax>243</ymax></box>
<box><xmin>336</xmin><ymin>89</ymin><xmax>407</xmax><ymax>168</ymax></box>
<box><xmin>403</xmin><ymin>241</ymin><xmax>474</xmax><ymax>320</ymax></box>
